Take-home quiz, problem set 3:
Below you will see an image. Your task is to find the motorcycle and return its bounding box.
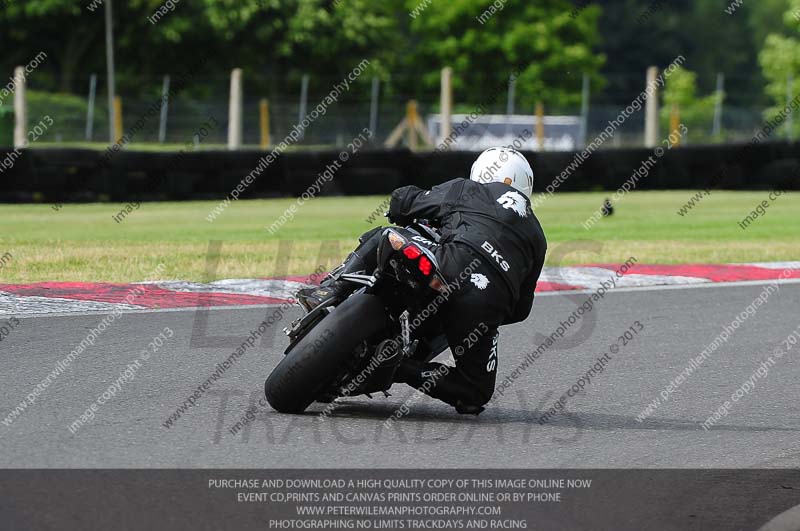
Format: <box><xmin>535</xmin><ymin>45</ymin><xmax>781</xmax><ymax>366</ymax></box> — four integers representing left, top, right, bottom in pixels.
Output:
<box><xmin>264</xmin><ymin>221</ymin><xmax>452</xmax><ymax>414</ymax></box>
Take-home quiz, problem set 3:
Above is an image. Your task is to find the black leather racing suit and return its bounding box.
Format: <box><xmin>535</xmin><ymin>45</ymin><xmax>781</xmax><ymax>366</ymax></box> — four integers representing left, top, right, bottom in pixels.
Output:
<box><xmin>385</xmin><ymin>178</ymin><xmax>547</xmax><ymax>412</ymax></box>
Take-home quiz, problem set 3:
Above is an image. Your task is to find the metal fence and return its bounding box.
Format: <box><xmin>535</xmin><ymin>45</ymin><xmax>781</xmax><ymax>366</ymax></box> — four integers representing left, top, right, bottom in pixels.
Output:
<box><xmin>22</xmin><ymin>72</ymin><xmax>792</xmax><ymax>151</ymax></box>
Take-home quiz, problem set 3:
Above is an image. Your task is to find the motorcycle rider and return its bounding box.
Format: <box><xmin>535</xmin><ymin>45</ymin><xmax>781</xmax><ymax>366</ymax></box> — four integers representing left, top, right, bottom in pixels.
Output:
<box><xmin>297</xmin><ymin>147</ymin><xmax>547</xmax><ymax>414</ymax></box>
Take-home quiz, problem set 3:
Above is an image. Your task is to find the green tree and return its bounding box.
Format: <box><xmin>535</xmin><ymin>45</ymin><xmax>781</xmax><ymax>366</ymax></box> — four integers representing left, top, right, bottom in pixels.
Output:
<box><xmin>0</xmin><ymin>0</ymin><xmax>219</xmax><ymax>93</ymax></box>
<box><xmin>0</xmin><ymin>0</ymin><xmax>607</xmax><ymax>111</ymax></box>
<box><xmin>595</xmin><ymin>0</ymin><xmax>765</xmax><ymax>106</ymax></box>
<box><xmin>660</xmin><ymin>66</ymin><xmax>721</xmax><ymax>143</ymax></box>
<box><xmin>0</xmin><ymin>0</ymin><xmax>103</xmax><ymax>92</ymax></box>
<box><xmin>0</xmin><ymin>0</ymin><xmax>398</xmax><ymax>96</ymax></box>
<box><xmin>193</xmin><ymin>0</ymin><xmax>401</xmax><ymax>89</ymax></box>
<box><xmin>759</xmin><ymin>0</ymin><xmax>800</xmax><ymax>136</ymax></box>
<box><xmin>404</xmin><ymin>0</ymin><xmax>605</xmax><ymax>110</ymax></box>
<box><xmin>747</xmin><ymin>0</ymin><xmax>794</xmax><ymax>49</ymax></box>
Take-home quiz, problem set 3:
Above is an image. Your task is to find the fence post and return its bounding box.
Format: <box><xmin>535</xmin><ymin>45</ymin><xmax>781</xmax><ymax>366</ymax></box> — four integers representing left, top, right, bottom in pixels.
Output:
<box><xmin>712</xmin><ymin>73</ymin><xmax>724</xmax><ymax>139</ymax></box>
<box><xmin>105</xmin><ymin>0</ymin><xmax>117</xmax><ymax>144</ymax></box>
<box><xmin>579</xmin><ymin>73</ymin><xmax>590</xmax><ymax>148</ymax></box>
<box><xmin>227</xmin><ymin>68</ymin><xmax>243</xmax><ymax>150</ymax></box>
<box><xmin>440</xmin><ymin>67</ymin><xmax>453</xmax><ymax>144</ymax></box>
<box><xmin>13</xmin><ymin>67</ymin><xmax>27</xmax><ymax>149</ymax></box>
<box><xmin>369</xmin><ymin>77</ymin><xmax>380</xmax><ymax>137</ymax></box>
<box><xmin>407</xmin><ymin>100</ymin><xmax>418</xmax><ymax>150</ymax></box>
<box><xmin>506</xmin><ymin>74</ymin><xmax>517</xmax><ymax>139</ymax></box>
<box><xmin>158</xmin><ymin>75</ymin><xmax>170</xmax><ymax>144</ymax></box>
<box><xmin>535</xmin><ymin>102</ymin><xmax>545</xmax><ymax>150</ymax></box>
<box><xmin>670</xmin><ymin>104</ymin><xmax>681</xmax><ymax>147</ymax></box>
<box><xmin>86</xmin><ymin>74</ymin><xmax>97</xmax><ymax>141</ymax></box>
<box><xmin>113</xmin><ymin>96</ymin><xmax>123</xmax><ymax>144</ymax></box>
<box><xmin>787</xmin><ymin>74</ymin><xmax>795</xmax><ymax>141</ymax></box>
<box><xmin>644</xmin><ymin>66</ymin><xmax>659</xmax><ymax>148</ymax></box>
<box><xmin>260</xmin><ymin>98</ymin><xmax>270</xmax><ymax>149</ymax></box>
<box><xmin>298</xmin><ymin>74</ymin><xmax>309</xmax><ymax>141</ymax></box>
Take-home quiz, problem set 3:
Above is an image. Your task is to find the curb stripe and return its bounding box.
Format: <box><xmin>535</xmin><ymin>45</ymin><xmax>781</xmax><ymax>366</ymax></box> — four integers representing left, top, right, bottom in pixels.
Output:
<box><xmin>1</xmin><ymin>262</ymin><xmax>799</xmax><ymax>316</ymax></box>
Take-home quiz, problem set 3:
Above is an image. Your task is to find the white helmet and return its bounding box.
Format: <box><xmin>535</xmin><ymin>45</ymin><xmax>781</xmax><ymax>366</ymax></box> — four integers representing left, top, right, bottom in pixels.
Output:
<box><xmin>469</xmin><ymin>147</ymin><xmax>534</xmax><ymax>198</ymax></box>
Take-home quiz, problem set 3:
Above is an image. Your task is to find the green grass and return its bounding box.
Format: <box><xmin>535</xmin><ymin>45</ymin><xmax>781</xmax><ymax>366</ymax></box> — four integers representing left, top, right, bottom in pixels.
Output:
<box><xmin>0</xmin><ymin>191</ymin><xmax>797</xmax><ymax>283</ymax></box>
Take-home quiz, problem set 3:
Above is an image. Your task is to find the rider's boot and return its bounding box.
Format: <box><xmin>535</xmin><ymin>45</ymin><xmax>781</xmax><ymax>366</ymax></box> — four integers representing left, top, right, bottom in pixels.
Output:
<box><xmin>295</xmin><ymin>255</ymin><xmax>363</xmax><ymax>311</ymax></box>
<box><xmin>296</xmin><ymin>228</ymin><xmax>383</xmax><ymax>311</ymax></box>
<box><xmin>394</xmin><ymin>359</ymin><xmax>486</xmax><ymax>415</ymax></box>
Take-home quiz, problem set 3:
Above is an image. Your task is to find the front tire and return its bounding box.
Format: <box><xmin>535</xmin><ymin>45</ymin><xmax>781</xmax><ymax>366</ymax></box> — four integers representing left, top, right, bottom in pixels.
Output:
<box><xmin>264</xmin><ymin>293</ymin><xmax>388</xmax><ymax>413</ymax></box>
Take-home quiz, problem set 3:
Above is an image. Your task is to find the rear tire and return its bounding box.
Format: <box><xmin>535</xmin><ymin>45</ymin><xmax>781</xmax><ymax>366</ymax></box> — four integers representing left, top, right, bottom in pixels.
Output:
<box><xmin>264</xmin><ymin>293</ymin><xmax>388</xmax><ymax>414</ymax></box>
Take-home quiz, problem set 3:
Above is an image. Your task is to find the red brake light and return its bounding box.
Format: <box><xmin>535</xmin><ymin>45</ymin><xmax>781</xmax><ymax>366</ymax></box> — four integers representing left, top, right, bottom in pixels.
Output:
<box><xmin>403</xmin><ymin>245</ymin><xmax>422</xmax><ymax>260</ymax></box>
<box><xmin>418</xmin><ymin>256</ymin><xmax>432</xmax><ymax>276</ymax></box>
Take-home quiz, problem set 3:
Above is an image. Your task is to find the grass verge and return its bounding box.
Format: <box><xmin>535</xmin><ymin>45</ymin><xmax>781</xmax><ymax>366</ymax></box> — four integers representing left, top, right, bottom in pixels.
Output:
<box><xmin>0</xmin><ymin>191</ymin><xmax>796</xmax><ymax>283</ymax></box>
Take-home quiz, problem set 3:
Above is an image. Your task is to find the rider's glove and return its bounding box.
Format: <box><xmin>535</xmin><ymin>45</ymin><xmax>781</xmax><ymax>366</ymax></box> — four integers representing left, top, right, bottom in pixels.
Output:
<box><xmin>385</xmin><ymin>210</ymin><xmax>404</xmax><ymax>226</ymax></box>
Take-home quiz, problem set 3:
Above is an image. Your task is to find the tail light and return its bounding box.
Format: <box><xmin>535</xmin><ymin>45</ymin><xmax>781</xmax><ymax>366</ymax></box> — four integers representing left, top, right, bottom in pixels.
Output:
<box><xmin>402</xmin><ymin>245</ymin><xmax>422</xmax><ymax>260</ymax></box>
<box><xmin>402</xmin><ymin>245</ymin><xmax>431</xmax><ymax>275</ymax></box>
<box><xmin>418</xmin><ymin>256</ymin><xmax>432</xmax><ymax>276</ymax></box>
<box><xmin>396</xmin><ymin>240</ymin><xmax>442</xmax><ymax>290</ymax></box>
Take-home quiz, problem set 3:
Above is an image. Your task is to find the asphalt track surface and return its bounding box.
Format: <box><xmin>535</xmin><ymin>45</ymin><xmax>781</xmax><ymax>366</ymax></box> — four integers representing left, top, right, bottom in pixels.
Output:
<box><xmin>2</xmin><ymin>281</ymin><xmax>799</xmax><ymax>469</ymax></box>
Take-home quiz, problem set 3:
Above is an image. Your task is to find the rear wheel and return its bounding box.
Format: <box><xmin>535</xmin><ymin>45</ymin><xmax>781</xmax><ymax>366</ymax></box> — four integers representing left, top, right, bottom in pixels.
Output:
<box><xmin>264</xmin><ymin>293</ymin><xmax>388</xmax><ymax>413</ymax></box>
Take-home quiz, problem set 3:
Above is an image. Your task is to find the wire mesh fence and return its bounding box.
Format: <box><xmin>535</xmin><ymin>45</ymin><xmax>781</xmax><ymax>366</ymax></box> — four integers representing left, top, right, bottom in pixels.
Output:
<box><xmin>23</xmin><ymin>71</ymin><xmax>794</xmax><ymax>151</ymax></box>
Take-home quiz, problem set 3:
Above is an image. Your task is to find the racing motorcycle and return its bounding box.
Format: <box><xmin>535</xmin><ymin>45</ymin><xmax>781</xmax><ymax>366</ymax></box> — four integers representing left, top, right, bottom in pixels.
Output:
<box><xmin>264</xmin><ymin>221</ymin><xmax>451</xmax><ymax>414</ymax></box>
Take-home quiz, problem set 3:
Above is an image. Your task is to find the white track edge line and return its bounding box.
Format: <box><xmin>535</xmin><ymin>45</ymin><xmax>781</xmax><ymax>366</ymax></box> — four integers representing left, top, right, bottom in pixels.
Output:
<box><xmin>7</xmin><ymin>303</ymin><xmax>296</xmax><ymax>320</ymax></box>
<box><xmin>534</xmin><ymin>277</ymin><xmax>800</xmax><ymax>297</ymax></box>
